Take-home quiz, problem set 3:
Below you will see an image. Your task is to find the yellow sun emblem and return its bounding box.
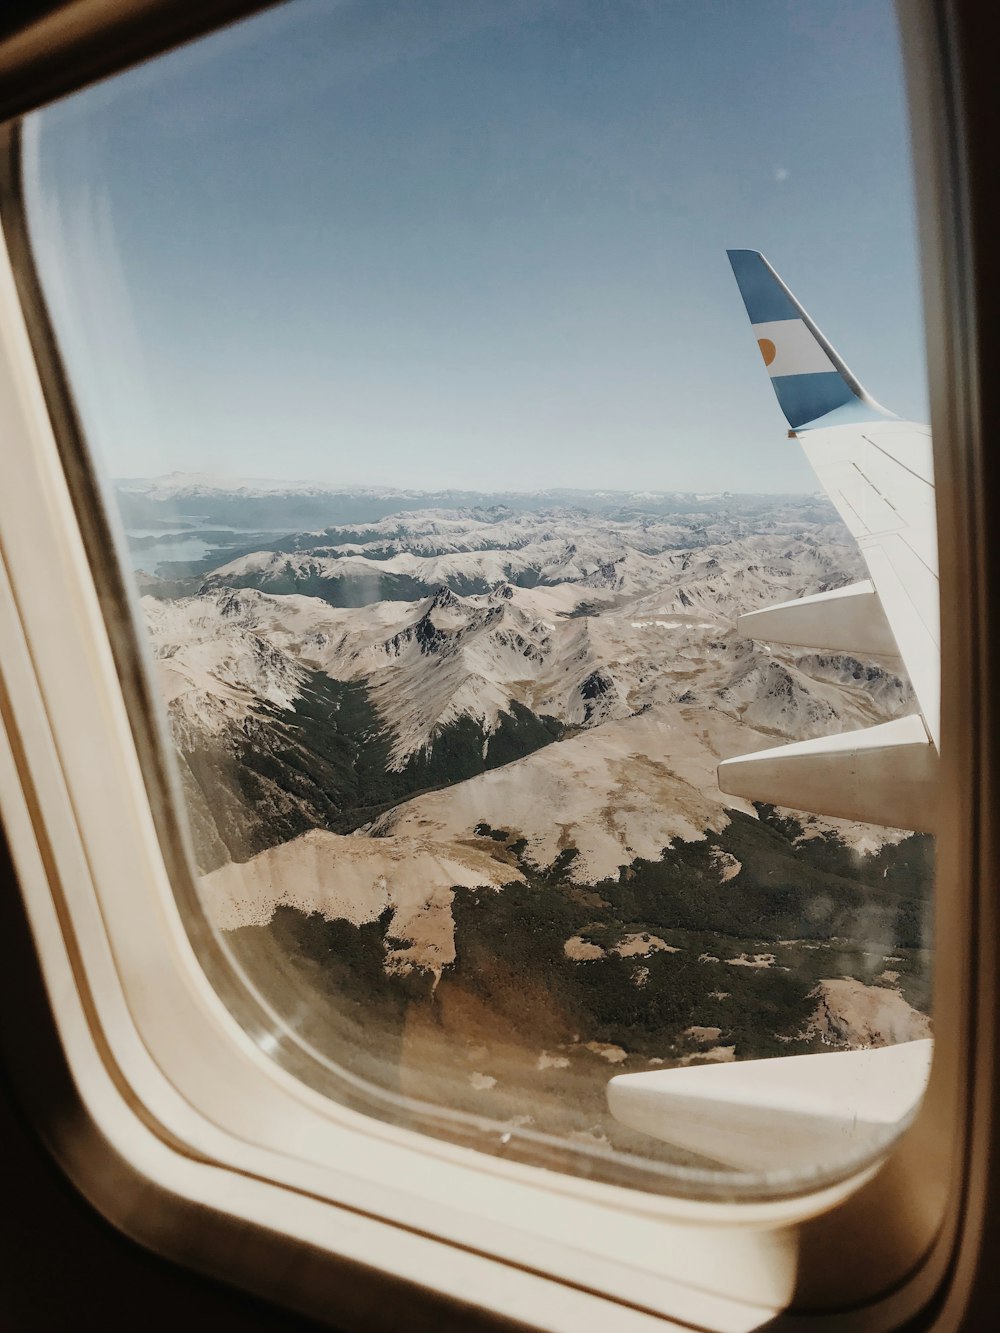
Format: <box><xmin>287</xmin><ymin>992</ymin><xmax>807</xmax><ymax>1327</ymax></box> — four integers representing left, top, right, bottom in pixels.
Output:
<box><xmin>757</xmin><ymin>337</ymin><xmax>777</xmax><ymax>367</ymax></box>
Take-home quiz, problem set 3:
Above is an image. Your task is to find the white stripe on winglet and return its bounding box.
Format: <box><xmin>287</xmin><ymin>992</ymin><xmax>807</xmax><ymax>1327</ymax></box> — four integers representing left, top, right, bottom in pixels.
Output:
<box><xmin>751</xmin><ymin>318</ymin><xmax>835</xmax><ymax>379</ymax></box>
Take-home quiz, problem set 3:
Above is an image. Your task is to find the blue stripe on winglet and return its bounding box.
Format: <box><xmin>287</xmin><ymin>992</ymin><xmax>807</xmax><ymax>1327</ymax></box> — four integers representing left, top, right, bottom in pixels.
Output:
<box><xmin>771</xmin><ymin>371</ymin><xmax>856</xmax><ymax>429</ymax></box>
<box><xmin>797</xmin><ymin>396</ymin><xmax>893</xmax><ymax>430</ymax></box>
<box><xmin>727</xmin><ymin>249</ymin><xmax>799</xmax><ymax>324</ymax></box>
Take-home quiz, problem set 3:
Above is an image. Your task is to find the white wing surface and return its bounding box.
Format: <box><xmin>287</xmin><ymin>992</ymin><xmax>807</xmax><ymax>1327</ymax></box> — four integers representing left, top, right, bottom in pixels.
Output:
<box><xmin>800</xmin><ymin>420</ymin><xmax>939</xmax><ymax>745</ymax></box>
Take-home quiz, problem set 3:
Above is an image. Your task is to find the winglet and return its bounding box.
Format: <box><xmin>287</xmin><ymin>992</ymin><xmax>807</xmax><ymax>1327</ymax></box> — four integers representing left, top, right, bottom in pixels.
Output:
<box><xmin>726</xmin><ymin>249</ymin><xmax>893</xmax><ymax>431</ymax></box>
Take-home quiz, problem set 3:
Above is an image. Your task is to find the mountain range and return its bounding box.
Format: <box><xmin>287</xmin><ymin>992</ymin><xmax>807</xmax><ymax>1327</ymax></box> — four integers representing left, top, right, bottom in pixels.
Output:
<box><xmin>124</xmin><ymin>479</ymin><xmax>934</xmax><ymax>1177</ymax></box>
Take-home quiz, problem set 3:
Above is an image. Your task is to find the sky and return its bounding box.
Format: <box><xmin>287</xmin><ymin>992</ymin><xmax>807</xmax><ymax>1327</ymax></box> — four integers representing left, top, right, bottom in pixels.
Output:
<box><xmin>24</xmin><ymin>0</ymin><xmax>925</xmax><ymax>494</ymax></box>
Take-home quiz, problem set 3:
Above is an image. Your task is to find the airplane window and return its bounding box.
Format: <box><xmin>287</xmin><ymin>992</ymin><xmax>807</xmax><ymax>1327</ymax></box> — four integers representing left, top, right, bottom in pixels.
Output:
<box><xmin>19</xmin><ymin>0</ymin><xmax>935</xmax><ymax>1196</ymax></box>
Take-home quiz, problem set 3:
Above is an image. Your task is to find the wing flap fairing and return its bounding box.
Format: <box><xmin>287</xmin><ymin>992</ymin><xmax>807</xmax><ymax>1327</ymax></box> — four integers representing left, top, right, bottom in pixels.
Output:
<box><xmin>717</xmin><ymin>715</ymin><xmax>937</xmax><ymax>832</ymax></box>
<box><xmin>607</xmin><ymin>1040</ymin><xmax>932</xmax><ymax>1175</ymax></box>
<box><xmin>738</xmin><ymin>580</ymin><xmax>900</xmax><ymax>659</ymax></box>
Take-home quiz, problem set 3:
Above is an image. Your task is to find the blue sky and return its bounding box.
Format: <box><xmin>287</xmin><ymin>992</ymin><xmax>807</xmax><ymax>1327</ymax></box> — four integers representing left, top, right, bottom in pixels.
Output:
<box><xmin>25</xmin><ymin>0</ymin><xmax>924</xmax><ymax>493</ymax></box>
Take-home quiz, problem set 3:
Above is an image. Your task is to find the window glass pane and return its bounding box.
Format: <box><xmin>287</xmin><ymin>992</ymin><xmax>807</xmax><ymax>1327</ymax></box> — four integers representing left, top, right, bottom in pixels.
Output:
<box><xmin>22</xmin><ymin>0</ymin><xmax>934</xmax><ymax>1195</ymax></box>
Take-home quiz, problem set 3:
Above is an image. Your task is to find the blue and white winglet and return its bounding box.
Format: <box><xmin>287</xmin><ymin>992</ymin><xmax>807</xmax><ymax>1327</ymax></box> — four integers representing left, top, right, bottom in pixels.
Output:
<box><xmin>606</xmin><ymin>254</ymin><xmax>938</xmax><ymax>1174</ymax></box>
<box><xmin>716</xmin><ymin>249</ymin><xmax>939</xmax><ymax>833</ymax></box>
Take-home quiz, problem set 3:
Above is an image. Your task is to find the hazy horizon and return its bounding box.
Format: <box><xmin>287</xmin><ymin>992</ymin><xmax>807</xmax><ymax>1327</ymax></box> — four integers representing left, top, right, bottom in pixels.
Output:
<box><xmin>116</xmin><ymin>469</ymin><xmax>830</xmax><ymax>499</ymax></box>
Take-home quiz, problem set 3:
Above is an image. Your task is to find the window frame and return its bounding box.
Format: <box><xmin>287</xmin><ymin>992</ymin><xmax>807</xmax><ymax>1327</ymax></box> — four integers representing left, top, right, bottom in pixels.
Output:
<box><xmin>0</xmin><ymin>0</ymin><xmax>995</xmax><ymax>1326</ymax></box>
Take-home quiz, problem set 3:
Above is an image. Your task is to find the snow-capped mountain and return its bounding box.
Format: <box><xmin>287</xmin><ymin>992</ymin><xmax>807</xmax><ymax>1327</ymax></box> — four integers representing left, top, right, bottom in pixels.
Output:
<box><xmin>193</xmin><ymin>509</ymin><xmax>858</xmax><ymax>605</ymax></box>
<box><xmin>116</xmin><ymin>475</ymin><xmax>843</xmax><ymax>547</ymax></box>
<box><xmin>143</xmin><ymin>503</ymin><xmax>911</xmax><ymax>873</ymax></box>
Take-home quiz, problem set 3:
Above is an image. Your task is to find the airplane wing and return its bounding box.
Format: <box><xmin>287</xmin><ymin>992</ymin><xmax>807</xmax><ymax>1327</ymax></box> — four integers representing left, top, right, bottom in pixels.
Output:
<box><xmin>604</xmin><ymin>255</ymin><xmax>937</xmax><ymax>1171</ymax></box>
<box><xmin>716</xmin><ymin>250</ymin><xmax>939</xmax><ymax>832</ymax></box>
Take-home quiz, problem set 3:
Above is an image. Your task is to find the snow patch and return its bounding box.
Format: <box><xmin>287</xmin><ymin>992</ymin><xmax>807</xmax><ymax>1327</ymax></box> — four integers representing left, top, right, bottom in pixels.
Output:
<box><xmin>563</xmin><ymin>936</ymin><xmax>605</xmax><ymax>962</ymax></box>
<box><xmin>804</xmin><ymin>978</ymin><xmax>932</xmax><ymax>1048</ymax></box>
<box><xmin>583</xmin><ymin>1042</ymin><xmax>629</xmax><ymax>1064</ymax></box>
<box><xmin>612</xmin><ymin>932</ymin><xmax>679</xmax><ymax>959</ymax></box>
